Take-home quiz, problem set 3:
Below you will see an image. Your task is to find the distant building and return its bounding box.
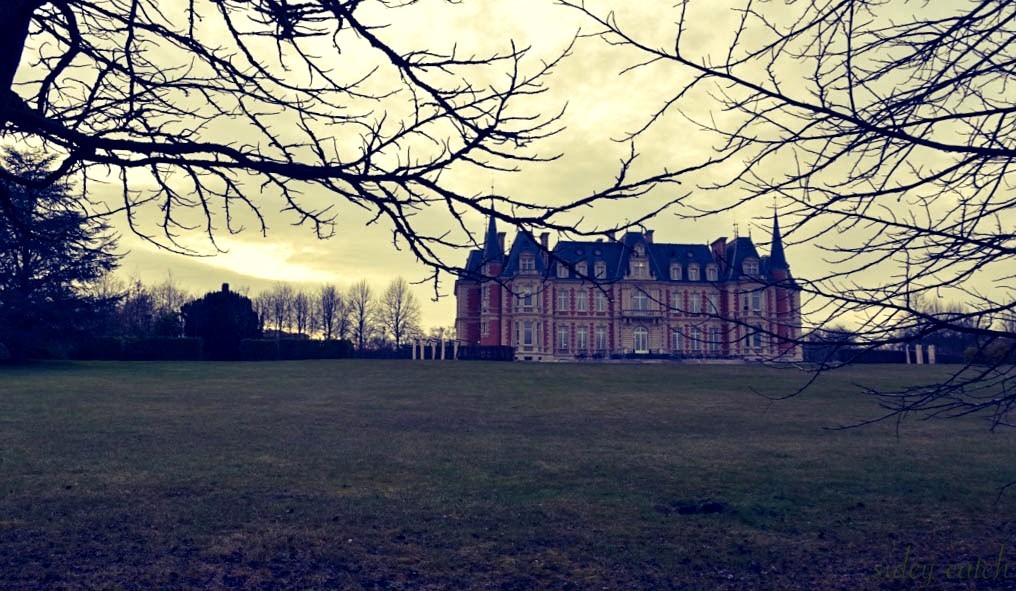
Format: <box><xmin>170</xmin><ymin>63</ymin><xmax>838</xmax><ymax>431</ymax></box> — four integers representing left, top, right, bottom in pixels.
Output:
<box><xmin>454</xmin><ymin>214</ymin><xmax>802</xmax><ymax>362</ymax></box>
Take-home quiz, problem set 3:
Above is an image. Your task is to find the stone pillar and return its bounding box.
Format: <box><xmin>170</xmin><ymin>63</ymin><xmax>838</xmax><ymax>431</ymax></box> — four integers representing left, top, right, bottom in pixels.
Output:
<box><xmin>928</xmin><ymin>344</ymin><xmax>936</xmax><ymax>365</ymax></box>
<box><xmin>915</xmin><ymin>344</ymin><xmax>924</xmax><ymax>365</ymax></box>
<box><xmin>453</xmin><ymin>340</ymin><xmax>460</xmax><ymax>360</ymax></box>
<box><xmin>430</xmin><ymin>340</ymin><xmax>436</xmax><ymax>360</ymax></box>
<box><xmin>904</xmin><ymin>345</ymin><xmax>911</xmax><ymax>365</ymax></box>
<box><xmin>411</xmin><ymin>339</ymin><xmax>417</xmax><ymax>360</ymax></box>
<box><xmin>440</xmin><ymin>338</ymin><xmax>446</xmax><ymax>360</ymax></box>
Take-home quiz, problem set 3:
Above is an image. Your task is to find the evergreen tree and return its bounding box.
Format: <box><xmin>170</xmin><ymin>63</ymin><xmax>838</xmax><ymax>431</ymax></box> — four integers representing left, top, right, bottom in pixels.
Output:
<box><xmin>0</xmin><ymin>149</ymin><xmax>119</xmax><ymax>361</ymax></box>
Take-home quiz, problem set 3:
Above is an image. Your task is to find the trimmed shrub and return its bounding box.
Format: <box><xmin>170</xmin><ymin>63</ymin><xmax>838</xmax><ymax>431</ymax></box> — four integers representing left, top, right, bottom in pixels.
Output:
<box><xmin>239</xmin><ymin>339</ymin><xmax>280</xmax><ymax>361</ymax></box>
<box><xmin>122</xmin><ymin>337</ymin><xmax>203</xmax><ymax>361</ymax></box>
<box><xmin>72</xmin><ymin>337</ymin><xmax>125</xmax><ymax>360</ymax></box>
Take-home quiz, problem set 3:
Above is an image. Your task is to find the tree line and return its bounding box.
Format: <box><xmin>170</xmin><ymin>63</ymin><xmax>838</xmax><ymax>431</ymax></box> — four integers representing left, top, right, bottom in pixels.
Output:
<box><xmin>91</xmin><ymin>276</ymin><xmax>424</xmax><ymax>350</ymax></box>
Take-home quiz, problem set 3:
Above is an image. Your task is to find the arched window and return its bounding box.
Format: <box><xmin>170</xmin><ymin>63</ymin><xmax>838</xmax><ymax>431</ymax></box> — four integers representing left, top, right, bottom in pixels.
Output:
<box><xmin>706</xmin><ymin>265</ymin><xmax>718</xmax><ymax>282</ymax></box>
<box><xmin>576</xmin><ymin>261</ymin><xmax>588</xmax><ymax>277</ymax></box>
<box><xmin>743</xmin><ymin>259</ymin><xmax>759</xmax><ymax>276</ymax></box>
<box><xmin>594</xmin><ymin>261</ymin><xmax>607</xmax><ymax>279</ymax></box>
<box><xmin>670</xmin><ymin>264</ymin><xmax>682</xmax><ymax>280</ymax></box>
<box><xmin>556</xmin><ymin>264</ymin><xmax>569</xmax><ymax>279</ymax></box>
<box><xmin>633</xmin><ymin>327</ymin><xmax>649</xmax><ymax>353</ymax></box>
<box><xmin>688</xmin><ymin>264</ymin><xmax>700</xmax><ymax>281</ymax></box>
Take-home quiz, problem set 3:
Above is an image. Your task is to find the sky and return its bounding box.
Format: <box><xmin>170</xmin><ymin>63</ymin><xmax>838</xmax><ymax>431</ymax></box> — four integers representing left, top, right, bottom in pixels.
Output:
<box><xmin>14</xmin><ymin>0</ymin><xmax>1002</xmax><ymax>332</ymax></box>
<box><xmin>97</xmin><ymin>0</ymin><xmax>759</xmax><ymax>329</ymax></box>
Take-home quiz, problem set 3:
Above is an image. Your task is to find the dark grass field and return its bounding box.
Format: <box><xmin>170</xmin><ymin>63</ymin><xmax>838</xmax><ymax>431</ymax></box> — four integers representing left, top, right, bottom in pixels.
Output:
<box><xmin>0</xmin><ymin>361</ymin><xmax>1013</xmax><ymax>590</ymax></box>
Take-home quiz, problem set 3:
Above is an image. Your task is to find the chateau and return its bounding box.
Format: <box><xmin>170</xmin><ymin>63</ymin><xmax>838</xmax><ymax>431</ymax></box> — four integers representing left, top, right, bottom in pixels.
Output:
<box><xmin>454</xmin><ymin>215</ymin><xmax>802</xmax><ymax>362</ymax></box>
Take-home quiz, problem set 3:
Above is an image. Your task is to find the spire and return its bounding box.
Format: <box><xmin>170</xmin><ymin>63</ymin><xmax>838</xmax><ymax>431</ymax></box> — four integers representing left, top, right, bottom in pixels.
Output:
<box><xmin>770</xmin><ymin>210</ymin><xmax>788</xmax><ymax>269</ymax></box>
<box><xmin>483</xmin><ymin>203</ymin><xmax>501</xmax><ymax>261</ymax></box>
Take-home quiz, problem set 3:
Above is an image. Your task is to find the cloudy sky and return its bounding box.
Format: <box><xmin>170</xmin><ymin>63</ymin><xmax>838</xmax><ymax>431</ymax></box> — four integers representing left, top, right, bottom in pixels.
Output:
<box><xmin>16</xmin><ymin>0</ymin><xmax>993</xmax><ymax>331</ymax></box>
<box><xmin>88</xmin><ymin>0</ymin><xmax>763</xmax><ymax>329</ymax></box>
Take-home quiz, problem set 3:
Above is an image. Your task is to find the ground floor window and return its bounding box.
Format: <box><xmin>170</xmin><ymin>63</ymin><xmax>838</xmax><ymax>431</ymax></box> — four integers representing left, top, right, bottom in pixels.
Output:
<box><xmin>558</xmin><ymin>326</ymin><xmax>569</xmax><ymax>351</ymax></box>
<box><xmin>633</xmin><ymin>326</ymin><xmax>649</xmax><ymax>353</ymax></box>
<box><xmin>690</xmin><ymin>326</ymin><xmax>702</xmax><ymax>352</ymax></box>
<box><xmin>671</xmin><ymin>329</ymin><xmax>682</xmax><ymax>352</ymax></box>
<box><xmin>595</xmin><ymin>326</ymin><xmax>608</xmax><ymax>351</ymax></box>
<box><xmin>709</xmin><ymin>326</ymin><xmax>722</xmax><ymax>353</ymax></box>
<box><xmin>576</xmin><ymin>326</ymin><xmax>588</xmax><ymax>351</ymax></box>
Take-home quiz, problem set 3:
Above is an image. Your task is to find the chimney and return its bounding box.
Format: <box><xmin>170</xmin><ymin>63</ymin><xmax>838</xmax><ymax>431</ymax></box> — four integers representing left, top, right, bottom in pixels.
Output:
<box><xmin>540</xmin><ymin>232</ymin><xmax>550</xmax><ymax>250</ymax></box>
<box><xmin>221</xmin><ymin>282</ymin><xmax>230</xmax><ymax>293</ymax></box>
<box><xmin>645</xmin><ymin>230</ymin><xmax>654</xmax><ymax>244</ymax></box>
<box><xmin>710</xmin><ymin>237</ymin><xmax>727</xmax><ymax>263</ymax></box>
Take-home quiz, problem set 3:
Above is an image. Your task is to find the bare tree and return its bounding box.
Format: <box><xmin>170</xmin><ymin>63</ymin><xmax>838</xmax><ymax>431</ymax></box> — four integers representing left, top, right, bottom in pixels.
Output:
<box><xmin>347</xmin><ymin>279</ymin><xmax>376</xmax><ymax>351</ymax></box>
<box><xmin>291</xmin><ymin>290</ymin><xmax>311</xmax><ymax>337</ymax></box>
<box><xmin>379</xmin><ymin>277</ymin><xmax>421</xmax><ymax>349</ymax></box>
<box><xmin>316</xmin><ymin>284</ymin><xmax>343</xmax><ymax>341</ymax></box>
<box><xmin>263</xmin><ymin>282</ymin><xmax>293</xmax><ymax>338</ymax></box>
<box><xmin>565</xmin><ymin>0</ymin><xmax>1016</xmax><ymax>426</ymax></box>
<box><xmin>0</xmin><ymin>0</ymin><xmax>686</xmax><ymax>299</ymax></box>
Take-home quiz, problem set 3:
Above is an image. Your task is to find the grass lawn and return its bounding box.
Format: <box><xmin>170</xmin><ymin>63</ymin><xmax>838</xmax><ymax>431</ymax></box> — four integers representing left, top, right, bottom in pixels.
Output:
<box><xmin>0</xmin><ymin>361</ymin><xmax>1013</xmax><ymax>590</ymax></box>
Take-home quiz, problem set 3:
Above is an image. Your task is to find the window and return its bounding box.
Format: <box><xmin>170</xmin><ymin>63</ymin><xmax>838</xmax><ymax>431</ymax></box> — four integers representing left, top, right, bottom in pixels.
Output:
<box><xmin>633</xmin><ymin>327</ymin><xmax>649</xmax><ymax>353</ymax></box>
<box><xmin>520</xmin><ymin>254</ymin><xmax>536</xmax><ymax>272</ymax></box>
<box><xmin>671</xmin><ymin>292</ymin><xmax>683</xmax><ymax>313</ymax></box>
<box><xmin>671</xmin><ymin>329</ymin><xmax>682</xmax><ymax>352</ymax></box>
<box><xmin>595</xmin><ymin>291</ymin><xmax>608</xmax><ymax>312</ymax></box>
<box><xmin>595</xmin><ymin>326</ymin><xmax>607</xmax><ymax>350</ymax></box>
<box><xmin>481</xmin><ymin>321</ymin><xmax>489</xmax><ymax>337</ymax></box>
<box><xmin>706</xmin><ymin>265</ymin><xmax>718</xmax><ymax>282</ymax></box>
<box><xmin>752</xmin><ymin>326</ymin><xmax>763</xmax><ymax>348</ymax></box>
<box><xmin>707</xmin><ymin>293</ymin><xmax>719</xmax><ymax>314</ymax></box>
<box><xmin>594</xmin><ymin>261</ymin><xmax>607</xmax><ymax>279</ymax></box>
<box><xmin>576</xmin><ymin>261</ymin><xmax>588</xmax><ymax>277</ymax></box>
<box><xmin>517</xmin><ymin>288</ymin><xmax>534</xmax><ymax>312</ymax></box>
<box><xmin>557</xmin><ymin>289</ymin><xmax>570</xmax><ymax>312</ymax></box>
<box><xmin>632</xmin><ymin>290</ymin><xmax>649</xmax><ymax>311</ymax></box>
<box><xmin>576</xmin><ymin>326</ymin><xmax>588</xmax><ymax>351</ymax></box>
<box><xmin>576</xmin><ymin>290</ymin><xmax>588</xmax><ymax>312</ymax></box>
<box><xmin>670</xmin><ymin>264</ymin><xmax>682</xmax><ymax>280</ymax></box>
<box><xmin>522</xmin><ymin>321</ymin><xmax>534</xmax><ymax>346</ymax></box>
<box><xmin>709</xmin><ymin>326</ymin><xmax>722</xmax><ymax>353</ymax></box>
<box><xmin>557</xmin><ymin>326</ymin><xmax>569</xmax><ymax>351</ymax></box>
<box><xmin>742</xmin><ymin>293</ymin><xmax>750</xmax><ymax>313</ymax></box>
<box><xmin>689</xmin><ymin>292</ymin><xmax>701</xmax><ymax>314</ymax></box>
<box><xmin>481</xmin><ymin>286</ymin><xmax>490</xmax><ymax>313</ymax></box>
<box><xmin>688</xmin><ymin>264</ymin><xmax>700</xmax><ymax>281</ymax></box>
<box><xmin>690</xmin><ymin>326</ymin><xmax>702</xmax><ymax>352</ymax></box>
<box><xmin>557</xmin><ymin>264</ymin><xmax>569</xmax><ymax>279</ymax></box>
<box><xmin>752</xmin><ymin>291</ymin><xmax>762</xmax><ymax>312</ymax></box>
<box><xmin>629</xmin><ymin>259</ymin><xmax>649</xmax><ymax>278</ymax></box>
<box><xmin>743</xmin><ymin>259</ymin><xmax>759</xmax><ymax>276</ymax></box>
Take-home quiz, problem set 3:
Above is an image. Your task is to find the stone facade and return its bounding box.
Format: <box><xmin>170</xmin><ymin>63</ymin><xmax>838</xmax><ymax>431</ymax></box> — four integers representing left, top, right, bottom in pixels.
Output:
<box><xmin>455</xmin><ymin>216</ymin><xmax>802</xmax><ymax>362</ymax></box>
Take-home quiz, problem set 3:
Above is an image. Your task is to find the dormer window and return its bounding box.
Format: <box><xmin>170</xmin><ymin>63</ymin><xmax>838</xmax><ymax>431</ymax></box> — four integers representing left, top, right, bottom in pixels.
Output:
<box><xmin>629</xmin><ymin>259</ymin><xmax>649</xmax><ymax>279</ymax></box>
<box><xmin>520</xmin><ymin>253</ymin><xmax>536</xmax><ymax>273</ymax></box>
<box><xmin>594</xmin><ymin>261</ymin><xmax>606</xmax><ymax>279</ymax></box>
<box><xmin>706</xmin><ymin>265</ymin><xmax>718</xmax><ymax>282</ymax></box>
<box><xmin>688</xmin><ymin>264</ymin><xmax>700</xmax><ymax>281</ymax></box>
<box><xmin>670</xmin><ymin>264</ymin><xmax>682</xmax><ymax>281</ymax></box>
<box><xmin>557</xmin><ymin>264</ymin><xmax>569</xmax><ymax>279</ymax></box>
<box><xmin>634</xmin><ymin>245</ymin><xmax>645</xmax><ymax>257</ymax></box>
<box><xmin>576</xmin><ymin>261</ymin><xmax>588</xmax><ymax>277</ymax></box>
<box><xmin>743</xmin><ymin>259</ymin><xmax>759</xmax><ymax>276</ymax></box>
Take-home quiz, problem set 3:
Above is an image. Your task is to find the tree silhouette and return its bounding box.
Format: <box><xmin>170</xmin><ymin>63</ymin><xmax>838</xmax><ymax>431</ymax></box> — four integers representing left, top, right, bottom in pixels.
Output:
<box><xmin>0</xmin><ymin>148</ymin><xmax>119</xmax><ymax>361</ymax></box>
<box><xmin>379</xmin><ymin>277</ymin><xmax>421</xmax><ymax>348</ymax></box>
<box><xmin>181</xmin><ymin>283</ymin><xmax>260</xmax><ymax>360</ymax></box>
<box><xmin>563</xmin><ymin>0</ymin><xmax>1016</xmax><ymax>426</ymax></box>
